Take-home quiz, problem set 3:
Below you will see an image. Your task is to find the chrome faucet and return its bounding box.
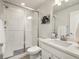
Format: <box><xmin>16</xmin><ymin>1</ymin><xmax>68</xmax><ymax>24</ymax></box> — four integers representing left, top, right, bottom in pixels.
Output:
<box><xmin>60</xmin><ymin>35</ymin><xmax>67</xmax><ymax>41</ymax></box>
<box><xmin>60</xmin><ymin>33</ymin><xmax>73</xmax><ymax>41</ymax></box>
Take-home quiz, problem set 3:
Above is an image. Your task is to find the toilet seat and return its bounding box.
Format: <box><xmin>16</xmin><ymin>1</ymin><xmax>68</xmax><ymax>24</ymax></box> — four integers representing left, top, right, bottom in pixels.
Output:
<box><xmin>27</xmin><ymin>46</ymin><xmax>41</xmax><ymax>55</ymax></box>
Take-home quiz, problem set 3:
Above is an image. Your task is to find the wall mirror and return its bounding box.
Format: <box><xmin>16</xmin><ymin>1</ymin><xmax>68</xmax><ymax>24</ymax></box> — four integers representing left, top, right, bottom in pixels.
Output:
<box><xmin>53</xmin><ymin>0</ymin><xmax>79</xmax><ymax>42</ymax></box>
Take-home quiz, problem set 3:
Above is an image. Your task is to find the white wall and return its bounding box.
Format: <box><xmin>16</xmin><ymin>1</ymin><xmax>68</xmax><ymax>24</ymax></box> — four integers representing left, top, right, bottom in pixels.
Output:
<box><xmin>54</xmin><ymin>4</ymin><xmax>79</xmax><ymax>34</ymax></box>
<box><xmin>70</xmin><ymin>10</ymin><xmax>79</xmax><ymax>42</ymax></box>
<box><xmin>0</xmin><ymin>0</ymin><xmax>4</xmax><ymax>19</ymax></box>
<box><xmin>0</xmin><ymin>0</ymin><xmax>6</xmax><ymax>54</ymax></box>
<box><xmin>32</xmin><ymin>12</ymin><xmax>38</xmax><ymax>46</ymax></box>
<box><xmin>38</xmin><ymin>0</ymin><xmax>54</xmax><ymax>38</ymax></box>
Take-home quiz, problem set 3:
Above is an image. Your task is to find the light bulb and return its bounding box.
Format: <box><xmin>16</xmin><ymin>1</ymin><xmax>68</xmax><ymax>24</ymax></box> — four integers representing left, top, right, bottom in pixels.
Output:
<box><xmin>60</xmin><ymin>0</ymin><xmax>64</xmax><ymax>2</ymax></box>
<box><xmin>21</xmin><ymin>3</ymin><xmax>25</xmax><ymax>6</ymax></box>
<box><xmin>27</xmin><ymin>16</ymin><xmax>32</xmax><ymax>19</ymax></box>
<box><xmin>55</xmin><ymin>0</ymin><xmax>62</xmax><ymax>6</ymax></box>
<box><xmin>57</xmin><ymin>1</ymin><xmax>61</xmax><ymax>6</ymax></box>
<box><xmin>65</xmin><ymin>0</ymin><xmax>69</xmax><ymax>2</ymax></box>
<box><xmin>55</xmin><ymin>0</ymin><xmax>58</xmax><ymax>5</ymax></box>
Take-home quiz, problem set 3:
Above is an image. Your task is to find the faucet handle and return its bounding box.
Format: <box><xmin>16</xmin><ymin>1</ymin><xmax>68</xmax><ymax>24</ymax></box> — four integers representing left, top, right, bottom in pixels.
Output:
<box><xmin>51</xmin><ymin>32</ymin><xmax>58</xmax><ymax>39</ymax></box>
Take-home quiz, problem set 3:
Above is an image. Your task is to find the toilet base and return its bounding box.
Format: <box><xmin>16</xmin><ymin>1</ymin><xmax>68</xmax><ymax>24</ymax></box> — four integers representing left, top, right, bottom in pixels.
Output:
<box><xmin>30</xmin><ymin>53</ymin><xmax>41</xmax><ymax>59</ymax></box>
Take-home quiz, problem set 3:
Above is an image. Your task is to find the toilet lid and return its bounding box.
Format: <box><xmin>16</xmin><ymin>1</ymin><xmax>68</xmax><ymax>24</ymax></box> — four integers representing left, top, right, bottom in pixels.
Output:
<box><xmin>27</xmin><ymin>46</ymin><xmax>41</xmax><ymax>52</ymax></box>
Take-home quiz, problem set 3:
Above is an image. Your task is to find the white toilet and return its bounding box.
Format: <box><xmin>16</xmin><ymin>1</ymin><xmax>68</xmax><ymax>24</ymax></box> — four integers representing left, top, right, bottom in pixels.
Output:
<box><xmin>27</xmin><ymin>46</ymin><xmax>41</xmax><ymax>59</ymax></box>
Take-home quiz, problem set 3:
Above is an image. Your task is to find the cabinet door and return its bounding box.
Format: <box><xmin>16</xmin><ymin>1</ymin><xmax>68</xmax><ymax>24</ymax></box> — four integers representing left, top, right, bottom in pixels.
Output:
<box><xmin>63</xmin><ymin>54</ymin><xmax>78</xmax><ymax>59</ymax></box>
<box><xmin>40</xmin><ymin>41</ymin><xmax>78</xmax><ymax>59</ymax></box>
<box><xmin>42</xmin><ymin>49</ymin><xmax>51</xmax><ymax>59</ymax></box>
<box><xmin>51</xmin><ymin>55</ymin><xmax>63</xmax><ymax>59</ymax></box>
<box><xmin>52</xmin><ymin>56</ymin><xmax>59</xmax><ymax>59</ymax></box>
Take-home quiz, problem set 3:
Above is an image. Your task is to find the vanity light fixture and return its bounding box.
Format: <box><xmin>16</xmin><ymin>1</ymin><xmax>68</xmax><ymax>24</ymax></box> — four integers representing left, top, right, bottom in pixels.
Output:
<box><xmin>55</xmin><ymin>0</ymin><xmax>69</xmax><ymax>6</ymax></box>
<box><xmin>27</xmin><ymin>16</ymin><xmax>32</xmax><ymax>20</ymax></box>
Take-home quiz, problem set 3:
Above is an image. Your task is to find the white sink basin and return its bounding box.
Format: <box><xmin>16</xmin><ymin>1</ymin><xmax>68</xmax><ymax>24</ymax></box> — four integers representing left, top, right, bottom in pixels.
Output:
<box><xmin>51</xmin><ymin>39</ymin><xmax>72</xmax><ymax>47</ymax></box>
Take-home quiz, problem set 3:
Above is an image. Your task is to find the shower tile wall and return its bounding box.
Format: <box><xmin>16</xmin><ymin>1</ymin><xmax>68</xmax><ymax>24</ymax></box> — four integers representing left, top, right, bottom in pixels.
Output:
<box><xmin>3</xmin><ymin>3</ymin><xmax>33</xmax><ymax>58</ymax></box>
<box><xmin>4</xmin><ymin>4</ymin><xmax>25</xmax><ymax>58</ymax></box>
<box><xmin>0</xmin><ymin>1</ymin><xmax>5</xmax><ymax>58</ymax></box>
<box><xmin>25</xmin><ymin>12</ymin><xmax>33</xmax><ymax>48</ymax></box>
<box><xmin>0</xmin><ymin>1</ymin><xmax>38</xmax><ymax>58</ymax></box>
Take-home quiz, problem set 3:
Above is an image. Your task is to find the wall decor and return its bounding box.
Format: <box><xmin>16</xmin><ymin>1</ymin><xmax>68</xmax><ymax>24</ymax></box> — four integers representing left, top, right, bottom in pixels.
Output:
<box><xmin>41</xmin><ymin>15</ymin><xmax>50</xmax><ymax>24</ymax></box>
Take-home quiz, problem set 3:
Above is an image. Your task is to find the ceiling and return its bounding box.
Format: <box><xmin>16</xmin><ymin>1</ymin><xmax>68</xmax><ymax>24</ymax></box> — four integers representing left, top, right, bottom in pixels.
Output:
<box><xmin>54</xmin><ymin>0</ymin><xmax>79</xmax><ymax>12</ymax></box>
<box><xmin>3</xmin><ymin>0</ymin><xmax>47</xmax><ymax>9</ymax></box>
<box><xmin>3</xmin><ymin>0</ymin><xmax>79</xmax><ymax>11</ymax></box>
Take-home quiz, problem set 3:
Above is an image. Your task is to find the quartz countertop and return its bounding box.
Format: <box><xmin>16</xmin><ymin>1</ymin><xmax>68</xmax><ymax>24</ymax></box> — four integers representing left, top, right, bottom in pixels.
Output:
<box><xmin>39</xmin><ymin>38</ymin><xmax>79</xmax><ymax>58</ymax></box>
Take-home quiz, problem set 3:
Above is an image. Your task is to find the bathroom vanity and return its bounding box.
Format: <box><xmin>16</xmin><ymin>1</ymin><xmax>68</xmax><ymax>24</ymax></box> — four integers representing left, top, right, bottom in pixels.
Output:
<box><xmin>39</xmin><ymin>38</ymin><xmax>79</xmax><ymax>59</ymax></box>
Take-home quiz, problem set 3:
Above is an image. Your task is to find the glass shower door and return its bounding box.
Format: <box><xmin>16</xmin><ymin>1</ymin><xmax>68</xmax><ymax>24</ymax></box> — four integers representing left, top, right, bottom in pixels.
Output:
<box><xmin>3</xmin><ymin>5</ymin><xmax>25</xmax><ymax>58</ymax></box>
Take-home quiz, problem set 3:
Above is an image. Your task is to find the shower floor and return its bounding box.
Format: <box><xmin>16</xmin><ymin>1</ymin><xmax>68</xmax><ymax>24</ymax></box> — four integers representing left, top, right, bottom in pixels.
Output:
<box><xmin>8</xmin><ymin>53</ymin><xmax>30</xmax><ymax>59</ymax></box>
